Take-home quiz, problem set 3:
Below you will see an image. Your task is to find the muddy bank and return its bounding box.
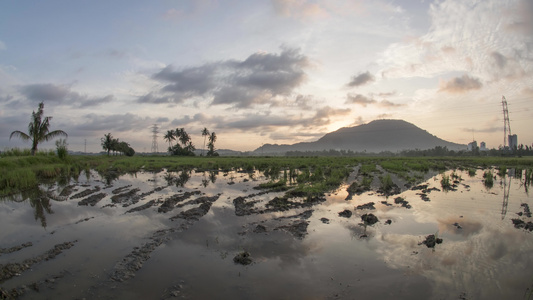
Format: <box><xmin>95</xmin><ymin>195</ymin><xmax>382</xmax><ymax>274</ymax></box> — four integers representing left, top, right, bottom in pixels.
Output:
<box><xmin>0</xmin><ymin>241</ymin><xmax>77</xmax><ymax>282</ymax></box>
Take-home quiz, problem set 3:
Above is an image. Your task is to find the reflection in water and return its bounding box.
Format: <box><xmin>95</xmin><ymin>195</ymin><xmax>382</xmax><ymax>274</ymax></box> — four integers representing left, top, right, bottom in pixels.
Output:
<box><xmin>502</xmin><ymin>175</ymin><xmax>511</xmax><ymax>219</ymax></box>
<box><xmin>1</xmin><ymin>167</ymin><xmax>532</xmax><ymax>299</ymax></box>
<box><xmin>29</xmin><ymin>193</ymin><xmax>53</xmax><ymax>228</ymax></box>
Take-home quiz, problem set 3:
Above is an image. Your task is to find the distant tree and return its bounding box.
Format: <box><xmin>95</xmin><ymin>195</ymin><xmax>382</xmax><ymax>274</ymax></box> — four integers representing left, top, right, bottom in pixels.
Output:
<box><xmin>169</xmin><ymin>127</ymin><xmax>195</xmax><ymax>156</ymax></box>
<box><xmin>201</xmin><ymin>127</ymin><xmax>210</xmax><ymax>156</ymax></box>
<box><xmin>207</xmin><ymin>132</ymin><xmax>218</xmax><ymax>156</ymax></box>
<box><xmin>101</xmin><ymin>133</ymin><xmax>114</xmax><ymax>156</ymax></box>
<box><xmin>10</xmin><ymin>102</ymin><xmax>68</xmax><ymax>155</ymax></box>
<box><xmin>111</xmin><ymin>138</ymin><xmax>120</xmax><ymax>155</ymax></box>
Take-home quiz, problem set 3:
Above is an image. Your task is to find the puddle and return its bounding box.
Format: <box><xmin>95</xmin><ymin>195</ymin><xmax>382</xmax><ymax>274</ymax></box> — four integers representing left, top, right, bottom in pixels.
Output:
<box><xmin>0</xmin><ymin>168</ymin><xmax>532</xmax><ymax>299</ymax></box>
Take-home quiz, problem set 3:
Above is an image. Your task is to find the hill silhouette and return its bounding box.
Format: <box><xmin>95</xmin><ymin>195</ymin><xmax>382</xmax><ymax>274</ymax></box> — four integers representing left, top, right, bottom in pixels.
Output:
<box><xmin>255</xmin><ymin>119</ymin><xmax>465</xmax><ymax>154</ymax></box>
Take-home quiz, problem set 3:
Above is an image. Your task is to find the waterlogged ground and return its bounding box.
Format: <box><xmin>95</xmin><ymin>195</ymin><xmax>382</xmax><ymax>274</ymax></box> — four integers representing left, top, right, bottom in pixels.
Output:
<box><xmin>1</xmin><ymin>166</ymin><xmax>532</xmax><ymax>299</ymax></box>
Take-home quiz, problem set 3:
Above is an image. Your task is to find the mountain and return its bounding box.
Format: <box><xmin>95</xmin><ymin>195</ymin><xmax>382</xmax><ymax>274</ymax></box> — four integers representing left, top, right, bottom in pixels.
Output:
<box><xmin>254</xmin><ymin>119</ymin><xmax>466</xmax><ymax>154</ymax></box>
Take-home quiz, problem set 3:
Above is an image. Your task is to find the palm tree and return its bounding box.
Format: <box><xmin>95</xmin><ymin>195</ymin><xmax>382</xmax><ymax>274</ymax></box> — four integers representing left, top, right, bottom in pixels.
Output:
<box><xmin>201</xmin><ymin>127</ymin><xmax>210</xmax><ymax>156</ymax></box>
<box><xmin>101</xmin><ymin>133</ymin><xmax>114</xmax><ymax>156</ymax></box>
<box><xmin>207</xmin><ymin>132</ymin><xmax>217</xmax><ymax>156</ymax></box>
<box><xmin>10</xmin><ymin>102</ymin><xmax>68</xmax><ymax>155</ymax></box>
<box><xmin>163</xmin><ymin>130</ymin><xmax>175</xmax><ymax>149</ymax></box>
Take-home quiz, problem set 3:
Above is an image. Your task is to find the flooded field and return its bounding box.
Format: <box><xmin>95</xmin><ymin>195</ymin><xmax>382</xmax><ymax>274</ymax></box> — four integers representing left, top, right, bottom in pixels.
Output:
<box><xmin>1</xmin><ymin>165</ymin><xmax>532</xmax><ymax>299</ymax></box>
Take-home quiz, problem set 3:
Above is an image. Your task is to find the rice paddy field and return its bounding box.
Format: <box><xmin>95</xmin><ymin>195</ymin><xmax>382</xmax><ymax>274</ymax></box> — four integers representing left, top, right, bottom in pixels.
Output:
<box><xmin>1</xmin><ymin>155</ymin><xmax>533</xmax><ymax>299</ymax></box>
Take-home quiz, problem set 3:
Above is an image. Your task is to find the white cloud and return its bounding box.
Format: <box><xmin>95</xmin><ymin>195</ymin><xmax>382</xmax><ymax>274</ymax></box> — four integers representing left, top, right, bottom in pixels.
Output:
<box><xmin>378</xmin><ymin>0</ymin><xmax>533</xmax><ymax>81</ymax></box>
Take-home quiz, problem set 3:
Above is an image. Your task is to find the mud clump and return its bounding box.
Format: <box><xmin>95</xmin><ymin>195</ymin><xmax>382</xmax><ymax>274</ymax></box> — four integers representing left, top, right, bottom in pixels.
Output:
<box><xmin>356</xmin><ymin>202</ymin><xmax>375</xmax><ymax>210</ymax></box>
<box><xmin>253</xmin><ymin>224</ymin><xmax>267</xmax><ymax>233</ymax></box>
<box><xmin>420</xmin><ymin>234</ymin><xmax>443</xmax><ymax>248</ymax></box>
<box><xmin>320</xmin><ymin>218</ymin><xmax>330</xmax><ymax>224</ymax></box>
<box><xmin>233</xmin><ymin>251</ymin><xmax>252</xmax><ymax>265</ymax></box>
<box><xmin>233</xmin><ymin>196</ymin><xmax>261</xmax><ymax>216</ymax></box>
<box><xmin>512</xmin><ymin>219</ymin><xmax>533</xmax><ymax>231</ymax></box>
<box><xmin>338</xmin><ymin>210</ymin><xmax>352</xmax><ymax>218</ymax></box>
<box><xmin>78</xmin><ymin>192</ymin><xmax>106</xmax><ymax>206</ymax></box>
<box><xmin>394</xmin><ymin>197</ymin><xmax>412</xmax><ymax>209</ymax></box>
<box><xmin>275</xmin><ymin>220</ymin><xmax>309</xmax><ymax>239</ymax></box>
<box><xmin>518</xmin><ymin>203</ymin><xmax>532</xmax><ymax>217</ymax></box>
<box><xmin>361</xmin><ymin>213</ymin><xmax>378</xmax><ymax>225</ymax></box>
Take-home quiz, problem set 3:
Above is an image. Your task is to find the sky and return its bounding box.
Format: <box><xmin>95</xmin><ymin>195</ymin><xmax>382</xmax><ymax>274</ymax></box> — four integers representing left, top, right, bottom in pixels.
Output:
<box><xmin>0</xmin><ymin>0</ymin><xmax>532</xmax><ymax>153</ymax></box>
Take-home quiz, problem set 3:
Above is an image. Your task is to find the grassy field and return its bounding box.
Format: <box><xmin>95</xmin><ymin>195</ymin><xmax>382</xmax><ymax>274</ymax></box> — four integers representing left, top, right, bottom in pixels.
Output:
<box><xmin>1</xmin><ymin>154</ymin><xmax>533</xmax><ymax>197</ymax></box>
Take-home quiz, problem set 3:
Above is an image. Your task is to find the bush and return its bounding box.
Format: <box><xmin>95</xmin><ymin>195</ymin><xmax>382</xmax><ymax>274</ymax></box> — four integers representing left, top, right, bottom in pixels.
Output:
<box><xmin>56</xmin><ymin>139</ymin><xmax>68</xmax><ymax>160</ymax></box>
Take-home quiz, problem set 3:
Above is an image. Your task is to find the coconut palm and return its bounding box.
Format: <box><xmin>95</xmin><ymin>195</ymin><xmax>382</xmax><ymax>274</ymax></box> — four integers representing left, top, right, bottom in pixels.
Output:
<box><xmin>201</xmin><ymin>127</ymin><xmax>210</xmax><ymax>156</ymax></box>
<box><xmin>163</xmin><ymin>130</ymin><xmax>175</xmax><ymax>149</ymax></box>
<box><xmin>207</xmin><ymin>132</ymin><xmax>218</xmax><ymax>156</ymax></box>
<box><xmin>10</xmin><ymin>102</ymin><xmax>68</xmax><ymax>155</ymax></box>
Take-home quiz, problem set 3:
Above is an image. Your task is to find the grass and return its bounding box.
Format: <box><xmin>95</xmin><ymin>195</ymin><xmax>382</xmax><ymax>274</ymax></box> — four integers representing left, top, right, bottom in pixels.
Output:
<box><xmin>483</xmin><ymin>170</ymin><xmax>494</xmax><ymax>188</ymax></box>
<box><xmin>440</xmin><ymin>173</ymin><xmax>451</xmax><ymax>190</ymax></box>
<box><xmin>2</xmin><ymin>154</ymin><xmax>533</xmax><ymax>197</ymax></box>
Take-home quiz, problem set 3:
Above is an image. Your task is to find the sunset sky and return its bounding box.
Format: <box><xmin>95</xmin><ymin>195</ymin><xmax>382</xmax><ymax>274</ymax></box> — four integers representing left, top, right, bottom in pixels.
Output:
<box><xmin>1</xmin><ymin>0</ymin><xmax>532</xmax><ymax>153</ymax></box>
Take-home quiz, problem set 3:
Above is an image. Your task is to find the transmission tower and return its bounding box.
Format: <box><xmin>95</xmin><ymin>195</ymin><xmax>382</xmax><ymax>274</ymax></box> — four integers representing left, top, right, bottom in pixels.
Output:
<box><xmin>501</xmin><ymin>96</ymin><xmax>511</xmax><ymax>149</ymax></box>
<box><xmin>151</xmin><ymin>124</ymin><xmax>159</xmax><ymax>154</ymax></box>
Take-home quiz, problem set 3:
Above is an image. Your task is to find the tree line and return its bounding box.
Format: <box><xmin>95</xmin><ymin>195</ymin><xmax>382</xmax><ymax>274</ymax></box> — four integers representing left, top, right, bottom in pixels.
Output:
<box><xmin>164</xmin><ymin>127</ymin><xmax>218</xmax><ymax>156</ymax></box>
<box><xmin>101</xmin><ymin>133</ymin><xmax>135</xmax><ymax>156</ymax></box>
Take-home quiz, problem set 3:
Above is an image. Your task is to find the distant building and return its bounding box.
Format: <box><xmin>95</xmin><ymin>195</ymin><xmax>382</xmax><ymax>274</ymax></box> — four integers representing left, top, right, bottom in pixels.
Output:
<box><xmin>467</xmin><ymin>141</ymin><xmax>478</xmax><ymax>151</ymax></box>
<box><xmin>508</xmin><ymin>134</ymin><xmax>517</xmax><ymax>150</ymax></box>
<box><xmin>480</xmin><ymin>142</ymin><xmax>487</xmax><ymax>151</ymax></box>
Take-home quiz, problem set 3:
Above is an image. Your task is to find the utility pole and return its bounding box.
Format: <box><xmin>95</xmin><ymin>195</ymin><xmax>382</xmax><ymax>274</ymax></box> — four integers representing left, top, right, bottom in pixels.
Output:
<box><xmin>501</xmin><ymin>96</ymin><xmax>511</xmax><ymax>149</ymax></box>
<box><xmin>151</xmin><ymin>124</ymin><xmax>159</xmax><ymax>154</ymax></box>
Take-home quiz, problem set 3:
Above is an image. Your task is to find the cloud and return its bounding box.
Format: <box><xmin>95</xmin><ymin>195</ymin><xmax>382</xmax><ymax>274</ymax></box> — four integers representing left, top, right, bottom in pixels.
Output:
<box><xmin>141</xmin><ymin>47</ymin><xmax>309</xmax><ymax>109</ymax></box>
<box><xmin>347</xmin><ymin>71</ymin><xmax>375</xmax><ymax>87</ymax></box>
<box><xmin>505</xmin><ymin>0</ymin><xmax>533</xmax><ymax>35</ymax></box>
<box><xmin>491</xmin><ymin>52</ymin><xmax>507</xmax><ymax>69</ymax></box>
<box><xmin>378</xmin><ymin>0</ymin><xmax>533</xmax><ymax>82</ymax></box>
<box><xmin>345</xmin><ymin>94</ymin><xmax>376</xmax><ymax>106</ymax></box>
<box><xmin>439</xmin><ymin>75</ymin><xmax>482</xmax><ymax>93</ymax></box>
<box><xmin>272</xmin><ymin>0</ymin><xmax>328</xmax><ymax>19</ymax></box>
<box><xmin>346</xmin><ymin>93</ymin><xmax>404</xmax><ymax>108</ymax></box>
<box><xmin>72</xmin><ymin>113</ymin><xmax>155</xmax><ymax>134</ymax></box>
<box><xmin>308</xmin><ymin>106</ymin><xmax>351</xmax><ymax>126</ymax></box>
<box><xmin>18</xmin><ymin>83</ymin><xmax>113</xmax><ymax>108</ymax></box>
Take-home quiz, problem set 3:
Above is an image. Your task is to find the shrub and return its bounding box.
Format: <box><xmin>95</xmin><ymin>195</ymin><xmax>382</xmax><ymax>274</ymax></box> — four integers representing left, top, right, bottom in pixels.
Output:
<box><xmin>56</xmin><ymin>139</ymin><xmax>68</xmax><ymax>160</ymax></box>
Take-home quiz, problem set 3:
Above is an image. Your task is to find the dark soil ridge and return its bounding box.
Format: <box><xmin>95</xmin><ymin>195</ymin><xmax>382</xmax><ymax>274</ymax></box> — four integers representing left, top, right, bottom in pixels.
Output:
<box><xmin>70</xmin><ymin>186</ymin><xmax>101</xmax><ymax>199</ymax></box>
<box><xmin>111</xmin><ymin>194</ymin><xmax>221</xmax><ymax>282</ymax></box>
<box><xmin>0</xmin><ymin>270</ymin><xmax>68</xmax><ymax>299</ymax></box>
<box><xmin>0</xmin><ymin>241</ymin><xmax>77</xmax><ymax>282</ymax></box>
<box><xmin>111</xmin><ymin>185</ymin><xmax>132</xmax><ymax>194</ymax></box>
<box><xmin>158</xmin><ymin>191</ymin><xmax>202</xmax><ymax>213</ymax></box>
<box><xmin>233</xmin><ymin>194</ymin><xmax>325</xmax><ymax>216</ymax></box>
<box><xmin>170</xmin><ymin>194</ymin><xmax>221</xmax><ymax>221</ymax></box>
<box><xmin>0</xmin><ymin>242</ymin><xmax>33</xmax><ymax>256</ymax></box>
<box><xmin>111</xmin><ymin>188</ymin><xmax>140</xmax><ymax>204</ymax></box>
<box><xmin>58</xmin><ymin>185</ymin><xmax>76</xmax><ymax>198</ymax></box>
<box><xmin>78</xmin><ymin>192</ymin><xmax>106</xmax><ymax>206</ymax></box>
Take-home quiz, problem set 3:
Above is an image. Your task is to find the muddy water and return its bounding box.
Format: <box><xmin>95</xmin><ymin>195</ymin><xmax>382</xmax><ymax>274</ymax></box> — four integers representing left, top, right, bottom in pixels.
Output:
<box><xmin>1</xmin><ymin>168</ymin><xmax>532</xmax><ymax>299</ymax></box>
